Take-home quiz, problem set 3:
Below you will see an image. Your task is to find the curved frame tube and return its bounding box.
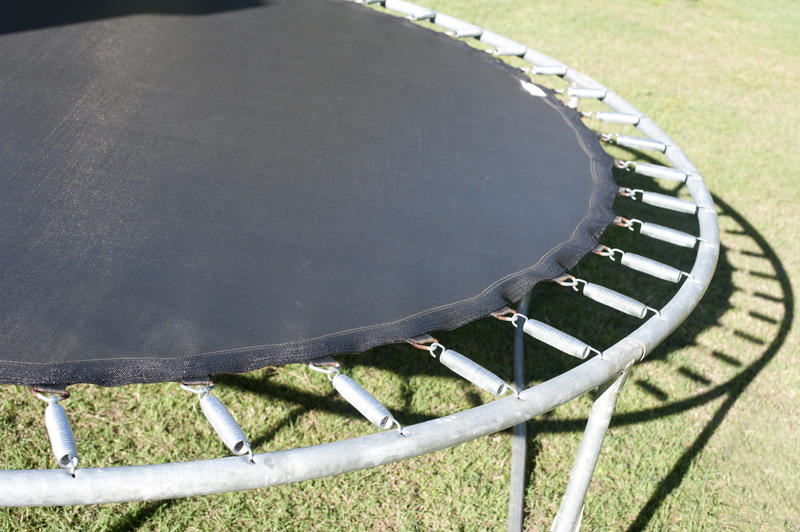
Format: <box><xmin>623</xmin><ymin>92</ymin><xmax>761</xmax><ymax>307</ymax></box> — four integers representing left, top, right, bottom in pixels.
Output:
<box><xmin>0</xmin><ymin>1</ymin><xmax>718</xmax><ymax>507</ymax></box>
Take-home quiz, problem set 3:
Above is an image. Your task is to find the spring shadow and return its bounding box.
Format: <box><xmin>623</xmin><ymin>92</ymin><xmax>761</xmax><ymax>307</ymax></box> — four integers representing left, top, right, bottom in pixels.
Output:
<box><xmin>624</xmin><ymin>194</ymin><xmax>793</xmax><ymax>531</ymax></box>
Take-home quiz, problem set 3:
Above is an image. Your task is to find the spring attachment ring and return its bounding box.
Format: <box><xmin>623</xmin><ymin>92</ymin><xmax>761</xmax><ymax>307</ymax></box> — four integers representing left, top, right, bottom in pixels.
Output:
<box><xmin>490</xmin><ymin>307</ymin><xmax>517</xmax><ymax>322</ymax></box>
<box><xmin>180</xmin><ymin>382</ymin><xmax>254</xmax><ymax>462</ymax></box>
<box><xmin>593</xmin><ymin>245</ymin><xmax>625</xmax><ymax>261</ymax></box>
<box><xmin>307</xmin><ymin>362</ymin><xmax>341</xmax><ymax>379</ymax></box>
<box><xmin>554</xmin><ymin>274</ymin><xmax>587</xmax><ymax>292</ymax></box>
<box><xmin>35</xmin><ymin>392</ymin><xmax>79</xmax><ymax>476</ymax></box>
<box><xmin>428</xmin><ymin>343</ymin><xmax>518</xmax><ymax>398</ymax></box>
<box><xmin>309</xmin><ymin>364</ymin><xmax>404</xmax><ymax>434</ymax></box>
<box><xmin>613</xmin><ymin>216</ymin><xmax>638</xmax><ymax>231</ymax></box>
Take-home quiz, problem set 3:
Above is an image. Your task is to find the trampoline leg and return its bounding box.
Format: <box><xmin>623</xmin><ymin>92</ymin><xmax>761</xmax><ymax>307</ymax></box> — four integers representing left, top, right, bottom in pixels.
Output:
<box><xmin>507</xmin><ymin>291</ymin><xmax>532</xmax><ymax>532</ymax></box>
<box><xmin>551</xmin><ymin>368</ymin><xmax>631</xmax><ymax>532</ymax></box>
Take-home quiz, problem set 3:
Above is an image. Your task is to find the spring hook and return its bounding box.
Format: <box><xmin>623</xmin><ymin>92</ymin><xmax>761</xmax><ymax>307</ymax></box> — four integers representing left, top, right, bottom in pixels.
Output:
<box><xmin>490</xmin><ymin>307</ymin><xmax>517</xmax><ymax>322</ymax></box>
<box><xmin>613</xmin><ymin>216</ymin><xmax>638</xmax><ymax>231</ymax></box>
<box><xmin>307</xmin><ymin>362</ymin><xmax>341</xmax><ymax>379</ymax></box>
<box><xmin>593</xmin><ymin>245</ymin><xmax>624</xmax><ymax>261</ymax></box>
<box><xmin>554</xmin><ymin>274</ymin><xmax>586</xmax><ymax>292</ymax></box>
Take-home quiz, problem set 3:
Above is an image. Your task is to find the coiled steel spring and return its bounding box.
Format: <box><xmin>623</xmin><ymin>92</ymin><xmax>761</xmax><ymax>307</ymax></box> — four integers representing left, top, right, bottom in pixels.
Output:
<box><xmin>437</xmin><ymin>347</ymin><xmax>510</xmax><ymax>396</ymax></box>
<box><xmin>566</xmin><ymin>87</ymin><xmax>607</xmax><ymax>100</ymax></box>
<box><xmin>331</xmin><ymin>373</ymin><xmax>399</xmax><ymax>430</ymax></box>
<box><xmin>639</xmin><ymin>191</ymin><xmax>697</xmax><ymax>214</ymax></box>
<box><xmin>528</xmin><ymin>64</ymin><xmax>567</xmax><ymax>76</ymax></box>
<box><xmin>626</xmin><ymin>161</ymin><xmax>687</xmax><ymax>183</ymax></box>
<box><xmin>592</xmin><ymin>112</ymin><xmax>640</xmax><ymax>125</ymax></box>
<box><xmin>199</xmin><ymin>394</ymin><xmax>253</xmax><ymax>459</ymax></box>
<box><xmin>620</xmin><ymin>252</ymin><xmax>684</xmax><ymax>283</ymax></box>
<box><xmin>519</xmin><ymin>317</ymin><xmax>597</xmax><ymax>359</ymax></box>
<box><xmin>639</xmin><ymin>221</ymin><xmax>698</xmax><ymax>248</ymax></box>
<box><xmin>42</xmin><ymin>396</ymin><xmax>79</xmax><ymax>475</ymax></box>
<box><xmin>603</xmin><ymin>134</ymin><xmax>667</xmax><ymax>153</ymax></box>
<box><xmin>582</xmin><ymin>282</ymin><xmax>652</xmax><ymax>319</ymax></box>
<box><xmin>181</xmin><ymin>383</ymin><xmax>254</xmax><ymax>460</ymax></box>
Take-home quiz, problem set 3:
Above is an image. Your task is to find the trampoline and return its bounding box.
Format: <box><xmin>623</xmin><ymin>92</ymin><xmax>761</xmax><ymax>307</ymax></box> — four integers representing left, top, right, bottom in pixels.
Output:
<box><xmin>0</xmin><ymin>0</ymin><xmax>718</xmax><ymax>529</ymax></box>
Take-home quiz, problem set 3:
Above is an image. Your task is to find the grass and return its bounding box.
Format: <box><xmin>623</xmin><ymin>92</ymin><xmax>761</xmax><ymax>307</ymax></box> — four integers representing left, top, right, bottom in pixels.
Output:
<box><xmin>1</xmin><ymin>0</ymin><xmax>799</xmax><ymax>529</ymax></box>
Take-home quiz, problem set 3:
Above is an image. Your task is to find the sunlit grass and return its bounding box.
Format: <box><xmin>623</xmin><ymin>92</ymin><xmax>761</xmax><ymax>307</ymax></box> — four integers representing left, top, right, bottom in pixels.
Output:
<box><xmin>1</xmin><ymin>0</ymin><xmax>798</xmax><ymax>530</ymax></box>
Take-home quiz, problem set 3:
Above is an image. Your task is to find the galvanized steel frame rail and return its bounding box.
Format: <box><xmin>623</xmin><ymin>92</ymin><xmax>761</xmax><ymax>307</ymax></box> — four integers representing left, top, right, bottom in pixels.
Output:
<box><xmin>0</xmin><ymin>2</ymin><xmax>719</xmax><ymax>526</ymax></box>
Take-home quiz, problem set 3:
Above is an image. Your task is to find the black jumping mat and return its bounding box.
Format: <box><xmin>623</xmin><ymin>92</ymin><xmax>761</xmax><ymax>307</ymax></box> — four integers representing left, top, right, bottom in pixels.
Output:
<box><xmin>0</xmin><ymin>0</ymin><xmax>615</xmax><ymax>385</ymax></box>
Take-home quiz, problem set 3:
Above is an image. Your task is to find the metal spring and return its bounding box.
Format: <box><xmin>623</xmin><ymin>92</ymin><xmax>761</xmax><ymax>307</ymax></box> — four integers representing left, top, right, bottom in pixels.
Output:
<box><xmin>639</xmin><ymin>222</ymin><xmax>698</xmax><ymax>248</ymax></box>
<box><xmin>521</xmin><ymin>318</ymin><xmax>596</xmax><ymax>359</ymax></box>
<box><xmin>480</xmin><ymin>30</ymin><xmax>527</xmax><ymax>56</ymax></box>
<box><xmin>384</xmin><ymin>0</ymin><xmax>435</xmax><ymax>20</ymax></box>
<box><xmin>640</xmin><ymin>191</ymin><xmax>698</xmax><ymax>214</ymax></box>
<box><xmin>594</xmin><ymin>111</ymin><xmax>640</xmax><ymax>125</ymax></box>
<box><xmin>331</xmin><ymin>374</ymin><xmax>397</xmax><ymax>430</ymax></box>
<box><xmin>530</xmin><ymin>64</ymin><xmax>567</xmax><ymax>76</ymax></box>
<box><xmin>582</xmin><ymin>283</ymin><xmax>650</xmax><ymax>319</ymax></box>
<box><xmin>620</xmin><ymin>253</ymin><xmax>684</xmax><ymax>283</ymax></box>
<box><xmin>567</xmin><ymin>87</ymin><xmax>607</xmax><ymax>99</ymax></box>
<box><xmin>433</xmin><ymin>13</ymin><xmax>482</xmax><ymax>38</ymax></box>
<box><xmin>609</xmin><ymin>135</ymin><xmax>667</xmax><ymax>153</ymax></box>
<box><xmin>630</xmin><ymin>162</ymin><xmax>687</xmax><ymax>183</ymax></box>
<box><xmin>44</xmin><ymin>400</ymin><xmax>78</xmax><ymax>474</ymax></box>
<box><xmin>438</xmin><ymin>349</ymin><xmax>508</xmax><ymax>396</ymax></box>
<box><xmin>199</xmin><ymin>394</ymin><xmax>253</xmax><ymax>459</ymax></box>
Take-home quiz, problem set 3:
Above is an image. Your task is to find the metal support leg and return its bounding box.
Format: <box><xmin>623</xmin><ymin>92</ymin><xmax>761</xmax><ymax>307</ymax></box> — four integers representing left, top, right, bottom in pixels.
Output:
<box><xmin>507</xmin><ymin>291</ymin><xmax>532</xmax><ymax>532</ymax></box>
<box><xmin>551</xmin><ymin>368</ymin><xmax>631</xmax><ymax>532</ymax></box>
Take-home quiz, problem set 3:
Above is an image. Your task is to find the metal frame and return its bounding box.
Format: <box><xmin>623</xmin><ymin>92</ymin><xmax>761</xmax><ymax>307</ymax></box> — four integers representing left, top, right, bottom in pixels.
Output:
<box><xmin>0</xmin><ymin>2</ymin><xmax>718</xmax><ymax>529</ymax></box>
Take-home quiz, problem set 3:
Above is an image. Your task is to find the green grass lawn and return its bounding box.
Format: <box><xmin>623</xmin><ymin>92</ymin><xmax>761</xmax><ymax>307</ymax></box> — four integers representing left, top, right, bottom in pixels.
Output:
<box><xmin>1</xmin><ymin>0</ymin><xmax>798</xmax><ymax>530</ymax></box>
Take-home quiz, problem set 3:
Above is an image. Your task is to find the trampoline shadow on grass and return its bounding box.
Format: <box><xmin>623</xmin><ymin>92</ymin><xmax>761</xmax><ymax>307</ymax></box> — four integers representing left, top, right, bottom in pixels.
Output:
<box><xmin>0</xmin><ymin>0</ymin><xmax>737</xmax><ymax>527</ymax></box>
<box><xmin>521</xmin><ymin>193</ymin><xmax>790</xmax><ymax>528</ymax></box>
<box><xmin>210</xmin><ymin>194</ymin><xmax>789</xmax><ymax>529</ymax></box>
